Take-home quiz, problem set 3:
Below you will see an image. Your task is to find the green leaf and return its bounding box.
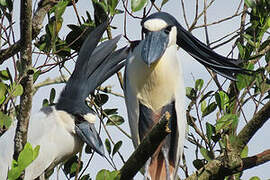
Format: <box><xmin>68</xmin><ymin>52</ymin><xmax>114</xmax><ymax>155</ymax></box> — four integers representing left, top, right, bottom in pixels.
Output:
<box><xmin>112</xmin><ymin>141</ymin><xmax>122</xmax><ymax>156</ymax></box>
<box><xmin>193</xmin><ymin>159</ymin><xmax>204</xmax><ymax>170</ymax></box>
<box><xmin>0</xmin><ymin>70</ymin><xmax>10</xmax><ymax>80</ymax></box>
<box><xmin>104</xmin><ymin>108</ymin><xmax>118</xmax><ymax>115</ymax></box>
<box><xmin>33</xmin><ymin>70</ymin><xmax>41</xmax><ymax>83</ymax></box>
<box><xmin>80</xmin><ymin>174</ymin><xmax>91</xmax><ymax>180</ymax></box>
<box><xmin>8</xmin><ymin>143</ymin><xmax>40</xmax><ymax>180</ymax></box>
<box><xmin>18</xmin><ymin>143</ymin><xmax>34</xmax><ymax>169</ymax></box>
<box><xmin>241</xmin><ymin>145</ymin><xmax>248</xmax><ymax>158</ymax></box>
<box><xmin>202</xmin><ymin>102</ymin><xmax>217</xmax><ymax>117</ymax></box>
<box><xmin>244</xmin><ymin>0</ymin><xmax>256</xmax><ymax>8</ymax></box>
<box><xmin>249</xmin><ymin>176</ymin><xmax>261</xmax><ymax>180</ymax></box>
<box><xmin>49</xmin><ymin>88</ymin><xmax>56</xmax><ymax>104</ymax></box>
<box><xmin>0</xmin><ymin>0</ymin><xmax>7</xmax><ymax>6</ymax></box>
<box><xmin>92</xmin><ymin>0</ymin><xmax>108</xmax><ymax>25</ymax></box>
<box><xmin>186</xmin><ymin>87</ymin><xmax>196</xmax><ymax>100</ymax></box>
<box><xmin>96</xmin><ymin>169</ymin><xmax>111</xmax><ymax>180</ymax></box>
<box><xmin>63</xmin><ymin>155</ymin><xmax>82</xmax><ymax>178</ymax></box>
<box><xmin>200</xmin><ymin>100</ymin><xmax>206</xmax><ymax>113</ymax></box>
<box><xmin>0</xmin><ymin>82</ymin><xmax>6</xmax><ymax>99</ymax></box>
<box><xmin>0</xmin><ymin>111</ymin><xmax>12</xmax><ymax>128</ymax></box>
<box><xmin>216</xmin><ymin>114</ymin><xmax>238</xmax><ymax>132</ymax></box>
<box><xmin>96</xmin><ymin>169</ymin><xmax>120</xmax><ymax>180</ymax></box>
<box><xmin>195</xmin><ymin>79</ymin><xmax>204</xmax><ymax>91</ymax></box>
<box><xmin>131</xmin><ymin>0</ymin><xmax>147</xmax><ymax>12</ymax></box>
<box><xmin>43</xmin><ymin>99</ymin><xmax>49</xmax><ymax>107</ymax></box>
<box><xmin>108</xmin><ymin>0</ymin><xmax>118</xmax><ymax>15</ymax></box>
<box><xmin>200</xmin><ymin>147</ymin><xmax>214</xmax><ymax>161</ymax></box>
<box><xmin>9</xmin><ymin>83</ymin><xmax>23</xmax><ymax>97</ymax></box>
<box><xmin>237</xmin><ymin>42</ymin><xmax>245</xmax><ymax>59</ymax></box>
<box><xmin>106</xmin><ymin>115</ymin><xmax>124</xmax><ymax>126</ymax></box>
<box><xmin>199</xmin><ymin>91</ymin><xmax>214</xmax><ymax>103</ymax></box>
<box><xmin>206</xmin><ymin>122</ymin><xmax>215</xmax><ymax>142</ymax></box>
<box><xmin>94</xmin><ymin>93</ymin><xmax>109</xmax><ymax>106</ymax></box>
<box><xmin>105</xmin><ymin>138</ymin><xmax>111</xmax><ymax>155</ymax></box>
<box><xmin>161</xmin><ymin>0</ymin><xmax>169</xmax><ymax>7</ymax></box>
<box><xmin>54</xmin><ymin>0</ymin><xmax>69</xmax><ymax>19</ymax></box>
<box><xmin>215</xmin><ymin>91</ymin><xmax>229</xmax><ymax>111</ymax></box>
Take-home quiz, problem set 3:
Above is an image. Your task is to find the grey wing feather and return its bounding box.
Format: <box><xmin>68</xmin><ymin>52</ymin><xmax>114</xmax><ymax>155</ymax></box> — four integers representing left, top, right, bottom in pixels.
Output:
<box><xmin>124</xmin><ymin>55</ymin><xmax>140</xmax><ymax>148</ymax></box>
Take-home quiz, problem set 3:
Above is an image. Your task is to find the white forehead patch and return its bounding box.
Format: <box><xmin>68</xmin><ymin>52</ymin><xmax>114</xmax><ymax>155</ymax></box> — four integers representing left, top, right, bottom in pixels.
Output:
<box><xmin>143</xmin><ymin>19</ymin><xmax>168</xmax><ymax>31</ymax></box>
<box><xmin>83</xmin><ymin>113</ymin><xmax>96</xmax><ymax>123</ymax></box>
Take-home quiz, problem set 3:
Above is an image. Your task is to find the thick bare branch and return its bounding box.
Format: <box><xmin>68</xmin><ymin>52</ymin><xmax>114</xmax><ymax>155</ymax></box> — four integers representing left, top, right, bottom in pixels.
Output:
<box><xmin>13</xmin><ymin>0</ymin><xmax>33</xmax><ymax>172</ymax></box>
<box><xmin>186</xmin><ymin>149</ymin><xmax>270</xmax><ymax>180</ymax></box>
<box><xmin>119</xmin><ymin>112</ymin><xmax>171</xmax><ymax>180</ymax></box>
<box><xmin>236</xmin><ymin>100</ymin><xmax>270</xmax><ymax>151</ymax></box>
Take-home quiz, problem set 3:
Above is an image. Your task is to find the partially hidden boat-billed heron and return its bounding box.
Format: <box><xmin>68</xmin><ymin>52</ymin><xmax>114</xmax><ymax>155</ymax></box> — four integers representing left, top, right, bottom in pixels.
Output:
<box><xmin>124</xmin><ymin>12</ymin><xmax>251</xmax><ymax>180</ymax></box>
<box><xmin>0</xmin><ymin>21</ymin><xmax>127</xmax><ymax>180</ymax></box>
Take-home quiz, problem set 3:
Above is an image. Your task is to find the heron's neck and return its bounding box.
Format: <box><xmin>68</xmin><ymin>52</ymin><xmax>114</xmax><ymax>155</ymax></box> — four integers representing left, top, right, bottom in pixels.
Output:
<box><xmin>129</xmin><ymin>44</ymin><xmax>181</xmax><ymax>111</ymax></box>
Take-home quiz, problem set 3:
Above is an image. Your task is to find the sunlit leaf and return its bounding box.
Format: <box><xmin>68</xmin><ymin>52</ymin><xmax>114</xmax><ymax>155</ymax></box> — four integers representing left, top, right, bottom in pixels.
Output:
<box><xmin>0</xmin><ymin>70</ymin><xmax>9</xmax><ymax>80</ymax></box>
<box><xmin>216</xmin><ymin>114</ymin><xmax>238</xmax><ymax>132</ymax></box>
<box><xmin>249</xmin><ymin>176</ymin><xmax>261</xmax><ymax>180</ymax></box>
<box><xmin>96</xmin><ymin>169</ymin><xmax>120</xmax><ymax>180</ymax></box>
<box><xmin>0</xmin><ymin>111</ymin><xmax>12</xmax><ymax>128</ymax></box>
<box><xmin>9</xmin><ymin>83</ymin><xmax>23</xmax><ymax>97</ymax></box>
<box><xmin>215</xmin><ymin>91</ymin><xmax>229</xmax><ymax>111</ymax></box>
<box><xmin>200</xmin><ymin>147</ymin><xmax>214</xmax><ymax>161</ymax></box>
<box><xmin>0</xmin><ymin>82</ymin><xmax>6</xmax><ymax>99</ymax></box>
<box><xmin>241</xmin><ymin>146</ymin><xmax>248</xmax><ymax>158</ymax></box>
<box><xmin>195</xmin><ymin>79</ymin><xmax>204</xmax><ymax>91</ymax></box>
<box><xmin>131</xmin><ymin>0</ymin><xmax>147</xmax><ymax>12</ymax></box>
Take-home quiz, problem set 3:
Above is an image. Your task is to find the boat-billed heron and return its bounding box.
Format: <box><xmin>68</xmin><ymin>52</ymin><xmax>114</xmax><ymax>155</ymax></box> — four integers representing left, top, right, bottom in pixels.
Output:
<box><xmin>124</xmin><ymin>12</ymin><xmax>251</xmax><ymax>180</ymax></box>
<box><xmin>0</xmin><ymin>21</ymin><xmax>127</xmax><ymax>180</ymax></box>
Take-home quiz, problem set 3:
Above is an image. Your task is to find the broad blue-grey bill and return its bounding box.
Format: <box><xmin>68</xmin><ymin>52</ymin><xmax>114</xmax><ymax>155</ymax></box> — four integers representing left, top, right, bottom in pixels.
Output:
<box><xmin>141</xmin><ymin>30</ymin><xmax>169</xmax><ymax>66</ymax></box>
<box><xmin>75</xmin><ymin>121</ymin><xmax>105</xmax><ymax>156</ymax></box>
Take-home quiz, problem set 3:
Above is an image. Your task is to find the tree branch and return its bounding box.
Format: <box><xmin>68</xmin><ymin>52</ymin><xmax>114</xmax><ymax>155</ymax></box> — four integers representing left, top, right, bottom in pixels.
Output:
<box><xmin>13</xmin><ymin>0</ymin><xmax>33</xmax><ymax>178</ymax></box>
<box><xmin>186</xmin><ymin>149</ymin><xmax>270</xmax><ymax>180</ymax></box>
<box><xmin>119</xmin><ymin>112</ymin><xmax>171</xmax><ymax>180</ymax></box>
<box><xmin>0</xmin><ymin>0</ymin><xmax>58</xmax><ymax>64</ymax></box>
<box><xmin>236</xmin><ymin>100</ymin><xmax>270</xmax><ymax>151</ymax></box>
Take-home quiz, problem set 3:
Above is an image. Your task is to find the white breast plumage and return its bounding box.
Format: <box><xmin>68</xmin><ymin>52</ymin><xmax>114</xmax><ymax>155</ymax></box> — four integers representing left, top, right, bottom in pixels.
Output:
<box><xmin>127</xmin><ymin>43</ymin><xmax>181</xmax><ymax>111</ymax></box>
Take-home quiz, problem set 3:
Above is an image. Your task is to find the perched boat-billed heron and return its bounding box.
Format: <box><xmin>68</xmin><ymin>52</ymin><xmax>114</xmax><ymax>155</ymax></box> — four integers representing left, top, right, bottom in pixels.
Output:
<box><xmin>0</xmin><ymin>21</ymin><xmax>127</xmax><ymax>180</ymax></box>
<box><xmin>124</xmin><ymin>12</ymin><xmax>251</xmax><ymax>180</ymax></box>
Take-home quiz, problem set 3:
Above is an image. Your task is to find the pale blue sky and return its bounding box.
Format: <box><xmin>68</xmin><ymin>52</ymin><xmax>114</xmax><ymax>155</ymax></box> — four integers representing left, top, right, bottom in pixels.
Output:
<box><xmin>5</xmin><ymin>0</ymin><xmax>270</xmax><ymax>179</ymax></box>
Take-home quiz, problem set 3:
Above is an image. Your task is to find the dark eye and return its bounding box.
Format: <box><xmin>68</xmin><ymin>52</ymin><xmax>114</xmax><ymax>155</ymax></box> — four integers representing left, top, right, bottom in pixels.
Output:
<box><xmin>164</xmin><ymin>25</ymin><xmax>172</xmax><ymax>34</ymax></box>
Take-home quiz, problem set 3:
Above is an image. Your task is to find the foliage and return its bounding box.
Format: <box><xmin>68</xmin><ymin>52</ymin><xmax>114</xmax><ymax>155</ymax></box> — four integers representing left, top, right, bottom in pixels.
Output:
<box><xmin>0</xmin><ymin>0</ymin><xmax>269</xmax><ymax>179</ymax></box>
<box><xmin>7</xmin><ymin>143</ymin><xmax>40</xmax><ymax>180</ymax></box>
